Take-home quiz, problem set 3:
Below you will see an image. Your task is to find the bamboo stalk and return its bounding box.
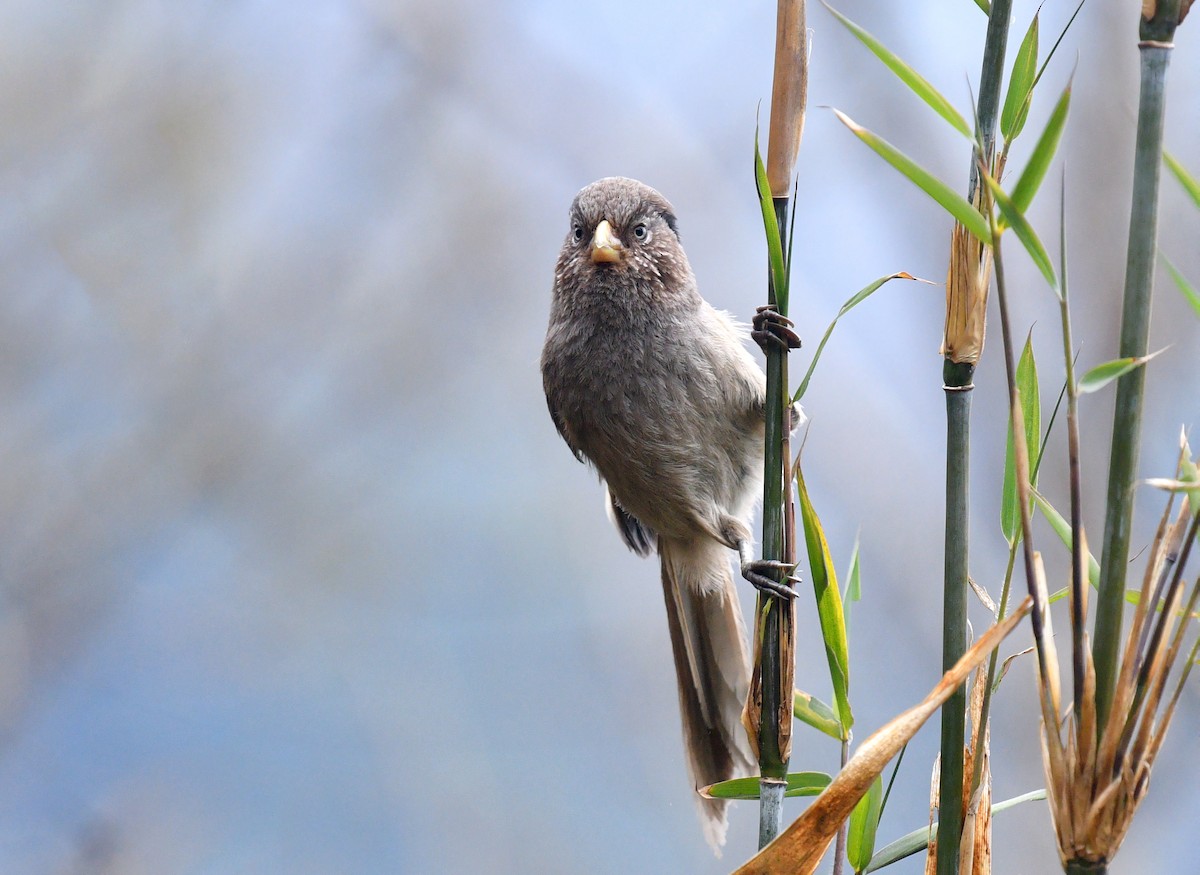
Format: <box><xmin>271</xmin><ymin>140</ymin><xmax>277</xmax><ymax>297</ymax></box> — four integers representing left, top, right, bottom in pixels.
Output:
<box><xmin>937</xmin><ymin>3</ymin><xmax>1012</xmax><ymax>872</ymax></box>
<box><xmin>757</xmin><ymin>0</ymin><xmax>807</xmax><ymax>848</ymax></box>
<box><xmin>1093</xmin><ymin>6</ymin><xmax>1179</xmax><ymax>730</ymax></box>
<box><xmin>757</xmin><ymin>195</ymin><xmax>791</xmax><ymax>847</ymax></box>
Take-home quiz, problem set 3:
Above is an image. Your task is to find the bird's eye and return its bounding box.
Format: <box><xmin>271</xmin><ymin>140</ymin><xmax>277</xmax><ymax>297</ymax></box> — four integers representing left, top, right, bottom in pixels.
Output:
<box><xmin>572</xmin><ymin>224</ymin><xmax>584</xmax><ymax>241</ymax></box>
<box><xmin>632</xmin><ymin>223</ymin><xmax>648</xmax><ymax>240</ymax></box>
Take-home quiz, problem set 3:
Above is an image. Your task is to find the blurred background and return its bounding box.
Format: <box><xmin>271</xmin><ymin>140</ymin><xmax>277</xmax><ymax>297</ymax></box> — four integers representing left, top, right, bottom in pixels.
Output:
<box><xmin>1</xmin><ymin>0</ymin><xmax>1197</xmax><ymax>872</ymax></box>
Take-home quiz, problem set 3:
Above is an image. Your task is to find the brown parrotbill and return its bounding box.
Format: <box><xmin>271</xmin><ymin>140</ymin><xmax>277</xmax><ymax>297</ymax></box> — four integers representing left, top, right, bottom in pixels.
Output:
<box><xmin>541</xmin><ymin>177</ymin><xmax>798</xmax><ymax>852</ymax></box>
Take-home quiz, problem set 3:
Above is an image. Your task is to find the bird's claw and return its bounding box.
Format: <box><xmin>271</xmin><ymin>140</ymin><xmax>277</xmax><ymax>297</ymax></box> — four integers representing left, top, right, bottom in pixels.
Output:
<box><xmin>752</xmin><ymin>305</ymin><xmax>801</xmax><ymax>353</ymax></box>
<box><xmin>741</xmin><ymin>558</ymin><xmax>799</xmax><ymax>599</ymax></box>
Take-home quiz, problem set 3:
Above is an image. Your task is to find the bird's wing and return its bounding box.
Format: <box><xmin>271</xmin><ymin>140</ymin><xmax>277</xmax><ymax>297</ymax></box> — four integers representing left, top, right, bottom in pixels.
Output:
<box><xmin>545</xmin><ymin>394</ymin><xmax>584</xmax><ymax>462</ymax></box>
<box><xmin>606</xmin><ymin>487</ymin><xmax>656</xmax><ymax>557</ymax></box>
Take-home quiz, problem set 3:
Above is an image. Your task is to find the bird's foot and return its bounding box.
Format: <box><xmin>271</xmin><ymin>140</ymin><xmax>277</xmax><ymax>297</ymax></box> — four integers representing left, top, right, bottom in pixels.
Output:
<box><xmin>741</xmin><ymin>558</ymin><xmax>799</xmax><ymax>599</ymax></box>
<box><xmin>752</xmin><ymin>304</ymin><xmax>801</xmax><ymax>353</ymax></box>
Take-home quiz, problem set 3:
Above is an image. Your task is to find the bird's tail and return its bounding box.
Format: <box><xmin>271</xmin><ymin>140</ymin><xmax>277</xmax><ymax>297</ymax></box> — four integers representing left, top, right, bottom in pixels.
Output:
<box><xmin>659</xmin><ymin>537</ymin><xmax>756</xmax><ymax>854</ymax></box>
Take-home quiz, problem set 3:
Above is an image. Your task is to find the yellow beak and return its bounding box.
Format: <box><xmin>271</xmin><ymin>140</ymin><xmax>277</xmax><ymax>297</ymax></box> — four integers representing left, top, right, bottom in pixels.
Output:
<box><xmin>590</xmin><ymin>220</ymin><xmax>623</xmax><ymax>263</ymax></box>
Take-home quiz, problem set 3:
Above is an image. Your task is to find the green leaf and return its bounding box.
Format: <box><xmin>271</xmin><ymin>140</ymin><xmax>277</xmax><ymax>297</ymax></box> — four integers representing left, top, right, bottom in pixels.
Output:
<box><xmin>1010</xmin><ymin>82</ymin><xmax>1072</xmax><ymax>214</ymax></box>
<box><xmin>848</xmin><ymin>776</ymin><xmax>884</xmax><ymax>873</ymax></box>
<box><xmin>794</xmin><ymin>689</ymin><xmax>846</xmax><ymax>741</ymax></box>
<box><xmin>1035</xmin><ymin>0</ymin><xmax>1087</xmax><ymax>90</ymax></box>
<box><xmin>1077</xmin><ymin>349</ymin><xmax>1164</xmax><ymax>394</ymax></box>
<box><xmin>703</xmin><ymin>771</ymin><xmax>832</xmax><ymax>800</ymax></box>
<box><xmin>1163</xmin><ymin>255</ymin><xmax>1200</xmax><ymax>319</ymax></box>
<box><xmin>1164</xmin><ymin>151</ymin><xmax>1200</xmax><ymax>209</ymax></box>
<box><xmin>833</xmin><ymin>109</ymin><xmax>991</xmax><ymax>246</ymax></box>
<box><xmin>845</xmin><ymin>536</ymin><xmax>863</xmax><ymax>603</ymax></box>
<box><xmin>755</xmin><ymin>126</ymin><xmax>789</xmax><ymax>314</ymax></box>
<box><xmin>864</xmin><ymin>790</ymin><xmax>1046</xmax><ymax>872</ymax></box>
<box><xmin>974</xmin><ymin>0</ymin><xmax>991</xmax><ymax>13</ymax></box>
<box><xmin>1033</xmin><ymin>490</ymin><xmax>1100</xmax><ymax>589</ymax></box>
<box><xmin>823</xmin><ymin>3</ymin><xmax>972</xmax><ymax>138</ymax></box>
<box><xmin>797</xmin><ymin>462</ymin><xmax>854</xmax><ymax>732</ymax></box>
<box><xmin>793</xmin><ymin>272</ymin><xmax>929</xmax><ymax>403</ymax></box>
<box><xmin>1181</xmin><ymin>432</ymin><xmax>1200</xmax><ymax>515</ymax></box>
<box><xmin>987</xmin><ymin>176</ymin><xmax>1058</xmax><ymax>291</ymax></box>
<box><xmin>1000</xmin><ymin>13</ymin><xmax>1040</xmax><ymax>142</ymax></box>
<box><xmin>1002</xmin><ymin>332</ymin><xmax>1041</xmax><ymax>542</ymax></box>
<box><xmin>843</xmin><ymin>536</ymin><xmax>862</xmax><ymax>647</ymax></box>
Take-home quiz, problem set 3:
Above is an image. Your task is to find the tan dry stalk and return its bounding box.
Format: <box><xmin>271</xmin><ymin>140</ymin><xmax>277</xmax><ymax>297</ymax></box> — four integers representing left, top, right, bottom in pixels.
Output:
<box><xmin>766</xmin><ymin>0</ymin><xmax>808</xmax><ymax>196</ymax></box>
<box><xmin>941</xmin><ymin>189</ymin><xmax>993</xmax><ymax>366</ymax></box>
<box><xmin>1042</xmin><ymin>497</ymin><xmax>1199</xmax><ymax>869</ymax></box>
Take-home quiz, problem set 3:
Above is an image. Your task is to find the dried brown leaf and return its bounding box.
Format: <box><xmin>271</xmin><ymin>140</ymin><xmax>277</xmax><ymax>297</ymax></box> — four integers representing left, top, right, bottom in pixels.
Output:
<box><xmin>733</xmin><ymin>601</ymin><xmax>1031</xmax><ymax>875</ymax></box>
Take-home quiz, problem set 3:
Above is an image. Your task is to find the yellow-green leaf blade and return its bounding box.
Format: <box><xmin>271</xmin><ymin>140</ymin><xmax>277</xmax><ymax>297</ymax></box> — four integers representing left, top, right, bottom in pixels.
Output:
<box><xmin>1010</xmin><ymin>82</ymin><xmax>1072</xmax><ymax>213</ymax></box>
<box><xmin>823</xmin><ymin>3</ymin><xmax>971</xmax><ymax>138</ymax></box>
<box><xmin>1077</xmin><ymin>350</ymin><xmax>1163</xmax><ymax>394</ymax></box>
<box><xmin>863</xmin><ymin>789</ymin><xmax>1046</xmax><ymax>872</ymax></box>
<box><xmin>1164</xmin><ymin>151</ymin><xmax>1200</xmax><ymax>209</ymax></box>
<box><xmin>1002</xmin><ymin>332</ymin><xmax>1040</xmax><ymax>542</ymax></box>
<box><xmin>755</xmin><ymin>126</ymin><xmax>789</xmax><ymax>313</ymax></box>
<box><xmin>793</xmin><ymin>272</ymin><xmax>930</xmax><ymax>403</ymax></box>
<box><xmin>1163</xmin><ymin>255</ymin><xmax>1200</xmax><ymax>319</ymax></box>
<box><xmin>847</xmin><ymin>776</ymin><xmax>884</xmax><ymax>872</ymax></box>
<box><xmin>1000</xmin><ymin>13</ymin><xmax>1039</xmax><ymax>142</ymax></box>
<box><xmin>703</xmin><ymin>771</ymin><xmax>832</xmax><ymax>800</ymax></box>
<box><xmin>1033</xmin><ymin>491</ymin><xmax>1099</xmax><ymax>588</ymax></box>
<box><xmin>797</xmin><ymin>462</ymin><xmax>854</xmax><ymax>732</ymax></box>
<box><xmin>834</xmin><ymin>110</ymin><xmax>991</xmax><ymax>246</ymax></box>
<box><xmin>794</xmin><ymin>689</ymin><xmax>846</xmax><ymax>741</ymax></box>
<box><xmin>988</xmin><ymin>176</ymin><xmax>1058</xmax><ymax>291</ymax></box>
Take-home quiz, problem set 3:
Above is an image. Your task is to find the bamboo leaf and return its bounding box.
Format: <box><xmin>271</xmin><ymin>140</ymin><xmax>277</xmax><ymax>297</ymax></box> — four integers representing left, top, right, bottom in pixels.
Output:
<box><xmin>1181</xmin><ymin>431</ymin><xmax>1200</xmax><ymax>515</ymax></box>
<box><xmin>844</xmin><ymin>535</ymin><xmax>863</xmax><ymax>611</ymax></box>
<box><xmin>794</xmin><ymin>689</ymin><xmax>846</xmax><ymax>741</ymax></box>
<box><xmin>1164</xmin><ymin>151</ymin><xmax>1200</xmax><ymax>209</ymax></box>
<box><xmin>755</xmin><ymin>126</ymin><xmax>789</xmax><ymax>313</ymax></box>
<box><xmin>843</xmin><ymin>535</ymin><xmax>863</xmax><ymax>646</ymax></box>
<box><xmin>703</xmin><ymin>771</ymin><xmax>832</xmax><ymax>800</ymax></box>
<box><xmin>847</xmin><ymin>776</ymin><xmax>884</xmax><ymax>872</ymax></box>
<box><xmin>1002</xmin><ymin>332</ymin><xmax>1041</xmax><ymax>542</ymax></box>
<box><xmin>794</xmin><ymin>272</ymin><xmax>930</xmax><ymax>403</ymax></box>
<box><xmin>987</xmin><ymin>176</ymin><xmax>1058</xmax><ymax>291</ymax></box>
<box><xmin>1163</xmin><ymin>255</ymin><xmax>1200</xmax><ymax>318</ymax></box>
<box><xmin>797</xmin><ymin>463</ymin><xmax>854</xmax><ymax>732</ymax></box>
<box><xmin>1077</xmin><ymin>349</ymin><xmax>1164</xmax><ymax>394</ymax></box>
<box><xmin>974</xmin><ymin>0</ymin><xmax>991</xmax><ymax>13</ymax></box>
<box><xmin>1010</xmin><ymin>82</ymin><xmax>1072</xmax><ymax>214</ymax></box>
<box><xmin>1000</xmin><ymin>12</ymin><xmax>1040</xmax><ymax>142</ymax></box>
<box><xmin>863</xmin><ymin>789</ymin><xmax>1046</xmax><ymax>872</ymax></box>
<box><xmin>1033</xmin><ymin>490</ymin><xmax>1100</xmax><ymax>588</ymax></box>
<box><xmin>1034</xmin><ymin>1</ymin><xmax>1086</xmax><ymax>90</ymax></box>
<box><xmin>1144</xmin><ymin>476</ymin><xmax>1200</xmax><ymax>490</ymax></box>
<box><xmin>833</xmin><ymin>110</ymin><xmax>992</xmax><ymax>245</ymax></box>
<box><xmin>823</xmin><ymin>4</ymin><xmax>972</xmax><ymax>137</ymax></box>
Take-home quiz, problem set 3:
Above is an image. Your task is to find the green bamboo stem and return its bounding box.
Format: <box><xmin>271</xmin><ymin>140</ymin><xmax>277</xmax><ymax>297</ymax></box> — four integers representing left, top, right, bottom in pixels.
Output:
<box><xmin>937</xmin><ymin>3</ymin><xmax>1012</xmax><ymax>872</ymax></box>
<box><xmin>757</xmin><ymin>195</ymin><xmax>793</xmax><ymax>848</ymax></box>
<box><xmin>1093</xmin><ymin>30</ymin><xmax>1175</xmax><ymax>731</ymax></box>
<box><xmin>757</xmin><ymin>0</ymin><xmax>806</xmax><ymax>848</ymax></box>
<box><xmin>967</xmin><ymin>0</ymin><xmax>1014</xmax><ymax>203</ymax></box>
<box><xmin>938</xmin><ymin>368</ymin><xmax>972</xmax><ymax>875</ymax></box>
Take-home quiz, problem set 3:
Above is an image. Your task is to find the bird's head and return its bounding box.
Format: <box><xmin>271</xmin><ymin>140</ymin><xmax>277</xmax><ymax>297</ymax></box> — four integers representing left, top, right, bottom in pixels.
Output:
<box><xmin>556</xmin><ymin>177</ymin><xmax>693</xmax><ymax>302</ymax></box>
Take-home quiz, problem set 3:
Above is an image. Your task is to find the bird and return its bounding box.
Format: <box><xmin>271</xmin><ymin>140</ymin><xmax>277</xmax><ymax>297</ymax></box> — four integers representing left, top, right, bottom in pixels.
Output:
<box><xmin>540</xmin><ymin>177</ymin><xmax>799</xmax><ymax>852</ymax></box>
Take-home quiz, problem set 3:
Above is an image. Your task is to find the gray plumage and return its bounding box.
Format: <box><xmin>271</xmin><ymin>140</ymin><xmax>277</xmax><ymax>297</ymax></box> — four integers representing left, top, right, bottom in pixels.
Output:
<box><xmin>541</xmin><ymin>177</ymin><xmax>766</xmax><ymax>852</ymax></box>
